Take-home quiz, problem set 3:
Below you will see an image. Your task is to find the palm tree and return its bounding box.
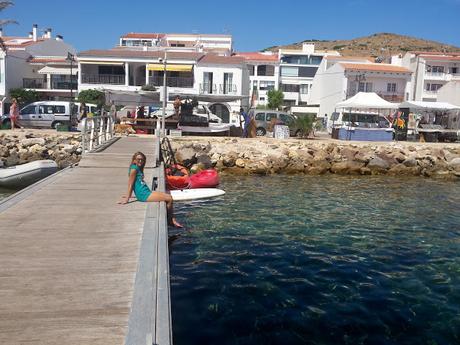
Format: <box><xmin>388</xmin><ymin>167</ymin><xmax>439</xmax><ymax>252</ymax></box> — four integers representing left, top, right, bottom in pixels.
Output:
<box><xmin>0</xmin><ymin>1</ymin><xmax>17</xmax><ymax>51</ymax></box>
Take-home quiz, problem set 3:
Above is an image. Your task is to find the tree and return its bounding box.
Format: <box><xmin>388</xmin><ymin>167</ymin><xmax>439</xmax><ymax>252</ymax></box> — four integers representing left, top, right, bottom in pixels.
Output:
<box><xmin>289</xmin><ymin>114</ymin><xmax>315</xmax><ymax>138</ymax></box>
<box><xmin>77</xmin><ymin>89</ymin><xmax>105</xmax><ymax>107</ymax></box>
<box><xmin>9</xmin><ymin>88</ymin><xmax>40</xmax><ymax>106</ymax></box>
<box><xmin>0</xmin><ymin>1</ymin><xmax>18</xmax><ymax>52</ymax></box>
<box><xmin>267</xmin><ymin>89</ymin><xmax>284</xmax><ymax>110</ymax></box>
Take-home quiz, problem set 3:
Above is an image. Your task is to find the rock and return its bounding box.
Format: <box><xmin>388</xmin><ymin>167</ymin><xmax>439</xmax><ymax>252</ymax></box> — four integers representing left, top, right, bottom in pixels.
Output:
<box><xmin>402</xmin><ymin>158</ymin><xmax>417</xmax><ymax>167</ymax></box>
<box><xmin>367</xmin><ymin>157</ymin><xmax>390</xmax><ymax>173</ymax></box>
<box><xmin>307</xmin><ymin>161</ymin><xmax>330</xmax><ymax>175</ymax></box>
<box><xmin>235</xmin><ymin>158</ymin><xmax>246</xmax><ymax>168</ymax></box>
<box><xmin>448</xmin><ymin>157</ymin><xmax>460</xmax><ymax>172</ymax></box>
<box><xmin>196</xmin><ymin>154</ymin><xmax>212</xmax><ymax>169</ymax></box>
<box><xmin>331</xmin><ymin>161</ymin><xmax>364</xmax><ymax>175</ymax></box>
<box><xmin>22</xmin><ymin>138</ymin><xmax>45</xmax><ymax>147</ymax></box>
<box><xmin>175</xmin><ymin>147</ymin><xmax>197</xmax><ymax>167</ymax></box>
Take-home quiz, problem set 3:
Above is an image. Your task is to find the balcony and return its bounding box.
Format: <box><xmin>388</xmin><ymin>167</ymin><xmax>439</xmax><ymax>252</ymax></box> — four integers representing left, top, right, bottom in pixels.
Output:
<box><xmin>199</xmin><ymin>83</ymin><xmax>238</xmax><ymax>95</ymax></box>
<box><xmin>425</xmin><ymin>72</ymin><xmax>451</xmax><ymax>81</ymax></box>
<box><xmin>376</xmin><ymin>92</ymin><xmax>405</xmax><ymax>103</ymax></box>
<box><xmin>23</xmin><ymin>78</ymin><xmax>45</xmax><ymax>89</ymax></box>
<box><xmin>149</xmin><ymin>76</ymin><xmax>193</xmax><ymax>88</ymax></box>
<box><xmin>81</xmin><ymin>74</ymin><xmax>125</xmax><ymax>85</ymax></box>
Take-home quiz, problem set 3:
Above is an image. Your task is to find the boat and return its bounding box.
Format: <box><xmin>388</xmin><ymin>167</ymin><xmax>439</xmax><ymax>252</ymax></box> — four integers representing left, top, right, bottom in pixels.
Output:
<box><xmin>170</xmin><ymin>188</ymin><xmax>225</xmax><ymax>201</ymax></box>
<box><xmin>165</xmin><ymin>164</ymin><xmax>190</xmax><ymax>189</ymax></box>
<box><xmin>0</xmin><ymin>160</ymin><xmax>58</xmax><ymax>189</ymax></box>
<box><xmin>189</xmin><ymin>169</ymin><xmax>219</xmax><ymax>188</ymax></box>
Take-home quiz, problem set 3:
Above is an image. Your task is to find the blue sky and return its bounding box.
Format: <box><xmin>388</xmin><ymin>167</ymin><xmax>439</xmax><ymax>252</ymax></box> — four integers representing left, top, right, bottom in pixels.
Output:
<box><xmin>3</xmin><ymin>0</ymin><xmax>460</xmax><ymax>52</ymax></box>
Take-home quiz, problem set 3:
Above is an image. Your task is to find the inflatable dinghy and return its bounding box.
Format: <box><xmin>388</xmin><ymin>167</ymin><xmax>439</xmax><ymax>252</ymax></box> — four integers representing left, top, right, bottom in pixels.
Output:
<box><xmin>0</xmin><ymin>160</ymin><xmax>58</xmax><ymax>189</ymax></box>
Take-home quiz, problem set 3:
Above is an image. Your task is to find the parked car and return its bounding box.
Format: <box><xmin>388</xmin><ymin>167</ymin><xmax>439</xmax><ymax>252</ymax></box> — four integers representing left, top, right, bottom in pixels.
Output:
<box><xmin>1</xmin><ymin>101</ymin><xmax>98</xmax><ymax>129</ymax></box>
<box><xmin>248</xmin><ymin>109</ymin><xmax>298</xmax><ymax>136</ymax></box>
<box><xmin>327</xmin><ymin>111</ymin><xmax>391</xmax><ymax>134</ymax></box>
<box><xmin>151</xmin><ymin>104</ymin><xmax>222</xmax><ymax>123</ymax></box>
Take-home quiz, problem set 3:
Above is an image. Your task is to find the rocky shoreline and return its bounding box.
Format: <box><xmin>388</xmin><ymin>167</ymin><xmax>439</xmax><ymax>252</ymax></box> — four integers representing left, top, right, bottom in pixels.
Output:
<box><xmin>0</xmin><ymin>131</ymin><xmax>82</xmax><ymax>168</ymax></box>
<box><xmin>171</xmin><ymin>137</ymin><xmax>460</xmax><ymax>180</ymax></box>
<box><xmin>1</xmin><ymin>131</ymin><xmax>459</xmax><ymax>179</ymax></box>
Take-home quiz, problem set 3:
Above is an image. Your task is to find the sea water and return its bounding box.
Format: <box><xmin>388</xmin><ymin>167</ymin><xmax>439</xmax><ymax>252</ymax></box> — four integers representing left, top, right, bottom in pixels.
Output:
<box><xmin>170</xmin><ymin>175</ymin><xmax>460</xmax><ymax>345</ymax></box>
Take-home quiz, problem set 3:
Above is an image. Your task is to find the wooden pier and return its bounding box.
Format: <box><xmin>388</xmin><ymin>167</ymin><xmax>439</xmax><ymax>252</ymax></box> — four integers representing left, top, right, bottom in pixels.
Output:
<box><xmin>0</xmin><ymin>136</ymin><xmax>172</xmax><ymax>345</ymax></box>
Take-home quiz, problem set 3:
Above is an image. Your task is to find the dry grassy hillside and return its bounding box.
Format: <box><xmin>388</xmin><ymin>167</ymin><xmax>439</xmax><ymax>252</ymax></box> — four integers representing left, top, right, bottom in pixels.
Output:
<box><xmin>264</xmin><ymin>33</ymin><xmax>460</xmax><ymax>60</ymax></box>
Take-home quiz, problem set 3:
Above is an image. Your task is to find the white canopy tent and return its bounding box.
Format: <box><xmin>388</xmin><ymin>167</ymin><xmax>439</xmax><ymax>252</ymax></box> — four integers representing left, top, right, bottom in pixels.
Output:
<box><xmin>336</xmin><ymin>92</ymin><xmax>399</xmax><ymax>109</ymax></box>
<box><xmin>399</xmin><ymin>101</ymin><xmax>460</xmax><ymax>111</ymax></box>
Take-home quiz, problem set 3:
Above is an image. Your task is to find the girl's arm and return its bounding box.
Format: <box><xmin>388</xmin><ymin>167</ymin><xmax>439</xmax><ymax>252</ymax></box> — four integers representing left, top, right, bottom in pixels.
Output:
<box><xmin>119</xmin><ymin>169</ymin><xmax>137</xmax><ymax>204</ymax></box>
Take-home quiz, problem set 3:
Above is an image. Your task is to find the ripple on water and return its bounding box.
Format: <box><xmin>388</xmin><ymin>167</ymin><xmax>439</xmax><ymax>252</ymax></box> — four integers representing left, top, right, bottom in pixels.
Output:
<box><xmin>170</xmin><ymin>175</ymin><xmax>460</xmax><ymax>345</ymax></box>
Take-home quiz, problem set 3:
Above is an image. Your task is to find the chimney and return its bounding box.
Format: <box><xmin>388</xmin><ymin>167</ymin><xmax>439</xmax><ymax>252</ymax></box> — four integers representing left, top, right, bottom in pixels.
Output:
<box><xmin>302</xmin><ymin>42</ymin><xmax>315</xmax><ymax>54</ymax></box>
<box><xmin>56</xmin><ymin>35</ymin><xmax>63</xmax><ymax>41</ymax></box>
<box><xmin>32</xmin><ymin>24</ymin><xmax>38</xmax><ymax>42</ymax></box>
<box><xmin>46</xmin><ymin>28</ymin><xmax>52</xmax><ymax>39</ymax></box>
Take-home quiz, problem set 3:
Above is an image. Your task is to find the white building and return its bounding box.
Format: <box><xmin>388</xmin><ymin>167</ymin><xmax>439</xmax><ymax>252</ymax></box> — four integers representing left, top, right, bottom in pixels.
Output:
<box><xmin>309</xmin><ymin>58</ymin><xmax>412</xmax><ymax>119</ymax></box>
<box><xmin>233</xmin><ymin>52</ymin><xmax>279</xmax><ymax>108</ymax></box>
<box><xmin>119</xmin><ymin>32</ymin><xmax>233</xmax><ymax>55</ymax></box>
<box><xmin>78</xmin><ymin>33</ymin><xmax>249</xmax><ymax>123</ymax></box>
<box><xmin>0</xmin><ymin>24</ymin><xmax>76</xmax><ymax>113</ymax></box>
<box><xmin>396</xmin><ymin>51</ymin><xmax>460</xmax><ymax>102</ymax></box>
<box><xmin>278</xmin><ymin>43</ymin><xmax>340</xmax><ymax>109</ymax></box>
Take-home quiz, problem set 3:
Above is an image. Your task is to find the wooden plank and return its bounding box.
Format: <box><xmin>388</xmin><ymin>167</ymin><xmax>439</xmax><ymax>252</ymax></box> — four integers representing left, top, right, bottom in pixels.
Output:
<box><xmin>0</xmin><ymin>136</ymin><xmax>172</xmax><ymax>345</ymax></box>
<box><xmin>155</xmin><ymin>163</ymin><xmax>172</xmax><ymax>345</ymax></box>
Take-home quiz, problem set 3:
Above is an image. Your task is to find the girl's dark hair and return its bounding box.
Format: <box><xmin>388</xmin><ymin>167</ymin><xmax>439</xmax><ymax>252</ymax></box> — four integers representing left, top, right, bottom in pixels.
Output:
<box><xmin>131</xmin><ymin>151</ymin><xmax>147</xmax><ymax>172</ymax></box>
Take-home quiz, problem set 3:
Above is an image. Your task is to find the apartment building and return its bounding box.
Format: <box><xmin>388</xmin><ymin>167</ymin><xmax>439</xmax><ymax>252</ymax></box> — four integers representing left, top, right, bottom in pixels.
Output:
<box><xmin>78</xmin><ymin>32</ymin><xmax>249</xmax><ymax>123</ymax></box>
<box><xmin>0</xmin><ymin>24</ymin><xmax>76</xmax><ymax>113</ymax></box>
<box><xmin>278</xmin><ymin>43</ymin><xmax>340</xmax><ymax>109</ymax></box>
<box><xmin>395</xmin><ymin>51</ymin><xmax>460</xmax><ymax>102</ymax></box>
<box><xmin>309</xmin><ymin>57</ymin><xmax>412</xmax><ymax>118</ymax></box>
<box><xmin>233</xmin><ymin>52</ymin><xmax>279</xmax><ymax>108</ymax></box>
<box><xmin>119</xmin><ymin>32</ymin><xmax>233</xmax><ymax>55</ymax></box>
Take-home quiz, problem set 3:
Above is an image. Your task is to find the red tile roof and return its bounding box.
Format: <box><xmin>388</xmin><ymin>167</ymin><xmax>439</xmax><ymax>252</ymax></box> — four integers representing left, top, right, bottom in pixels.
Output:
<box><xmin>29</xmin><ymin>57</ymin><xmax>68</xmax><ymax>64</ymax></box>
<box><xmin>78</xmin><ymin>49</ymin><xmax>204</xmax><ymax>60</ymax></box>
<box><xmin>418</xmin><ymin>55</ymin><xmax>460</xmax><ymax>61</ymax></box>
<box><xmin>198</xmin><ymin>54</ymin><xmax>245</xmax><ymax>65</ymax></box>
<box><xmin>234</xmin><ymin>52</ymin><xmax>279</xmax><ymax>62</ymax></box>
<box><xmin>340</xmin><ymin>63</ymin><xmax>411</xmax><ymax>73</ymax></box>
<box><xmin>411</xmin><ymin>51</ymin><xmax>460</xmax><ymax>57</ymax></box>
<box><xmin>2</xmin><ymin>36</ymin><xmax>45</xmax><ymax>48</ymax></box>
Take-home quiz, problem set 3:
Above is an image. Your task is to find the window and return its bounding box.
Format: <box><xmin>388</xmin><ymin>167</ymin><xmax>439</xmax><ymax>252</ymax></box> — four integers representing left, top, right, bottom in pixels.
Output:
<box><xmin>298</xmin><ymin>67</ymin><xmax>318</xmax><ymax>77</ymax></box>
<box><xmin>99</xmin><ymin>66</ymin><xmax>124</xmax><ymax>75</ymax></box>
<box><xmin>20</xmin><ymin>105</ymin><xmax>36</xmax><ymax>115</ymax></box>
<box><xmin>387</xmin><ymin>83</ymin><xmax>397</xmax><ymax>92</ymax></box>
<box><xmin>54</xmin><ymin>106</ymin><xmax>66</xmax><ymax>114</ymax></box>
<box><xmin>281</xmin><ymin>66</ymin><xmax>299</xmax><ymax>77</ymax></box>
<box><xmin>257</xmin><ymin>65</ymin><xmax>275</xmax><ymax>76</ymax></box>
<box><xmin>203</xmin><ymin>72</ymin><xmax>213</xmax><ymax>93</ymax></box>
<box><xmin>432</xmin><ymin>66</ymin><xmax>444</xmax><ymax>73</ymax></box>
<box><xmin>255</xmin><ymin>112</ymin><xmax>265</xmax><ymax>121</ymax></box>
<box><xmin>279</xmin><ymin>113</ymin><xmax>293</xmax><ymax>124</ymax></box>
<box><xmin>259</xmin><ymin>81</ymin><xmax>275</xmax><ymax>91</ymax></box>
<box><xmin>358</xmin><ymin>82</ymin><xmax>373</xmax><ymax>92</ymax></box>
<box><xmin>266</xmin><ymin>113</ymin><xmax>277</xmax><ymax>122</ymax></box>
<box><xmin>223</xmin><ymin>73</ymin><xmax>233</xmax><ymax>94</ymax></box>
<box><xmin>449</xmin><ymin>67</ymin><xmax>458</xmax><ymax>74</ymax></box>
<box><xmin>300</xmin><ymin>84</ymin><xmax>309</xmax><ymax>94</ymax></box>
<box><xmin>39</xmin><ymin>105</ymin><xmax>55</xmax><ymax>114</ymax></box>
<box><xmin>426</xmin><ymin>83</ymin><xmax>443</xmax><ymax>92</ymax></box>
<box><xmin>280</xmin><ymin>84</ymin><xmax>300</xmax><ymax>92</ymax></box>
<box><xmin>247</xmin><ymin>65</ymin><xmax>254</xmax><ymax>76</ymax></box>
<box><xmin>259</xmin><ymin>97</ymin><xmax>265</xmax><ymax>101</ymax></box>
<box><xmin>309</xmin><ymin>56</ymin><xmax>323</xmax><ymax>65</ymax></box>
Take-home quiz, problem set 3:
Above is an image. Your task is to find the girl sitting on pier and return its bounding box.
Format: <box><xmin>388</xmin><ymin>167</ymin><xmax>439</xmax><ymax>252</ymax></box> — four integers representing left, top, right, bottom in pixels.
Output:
<box><xmin>119</xmin><ymin>151</ymin><xmax>182</xmax><ymax>228</ymax></box>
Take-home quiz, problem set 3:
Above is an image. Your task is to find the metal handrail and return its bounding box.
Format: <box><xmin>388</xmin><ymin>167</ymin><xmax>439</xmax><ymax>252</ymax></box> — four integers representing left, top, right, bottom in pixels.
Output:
<box><xmin>81</xmin><ymin>110</ymin><xmax>115</xmax><ymax>153</ymax></box>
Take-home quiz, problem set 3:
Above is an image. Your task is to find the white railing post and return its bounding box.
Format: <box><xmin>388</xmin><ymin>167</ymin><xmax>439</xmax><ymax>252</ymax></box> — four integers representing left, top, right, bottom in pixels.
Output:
<box><xmin>80</xmin><ymin>111</ymin><xmax>116</xmax><ymax>155</ymax></box>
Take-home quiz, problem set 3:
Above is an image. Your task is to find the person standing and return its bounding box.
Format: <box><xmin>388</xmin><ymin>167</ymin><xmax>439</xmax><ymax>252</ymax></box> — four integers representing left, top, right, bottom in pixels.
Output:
<box><xmin>240</xmin><ymin>107</ymin><xmax>251</xmax><ymax>138</ymax></box>
<box><xmin>9</xmin><ymin>98</ymin><xmax>19</xmax><ymax>130</ymax></box>
<box><xmin>79</xmin><ymin>102</ymin><xmax>87</xmax><ymax>121</ymax></box>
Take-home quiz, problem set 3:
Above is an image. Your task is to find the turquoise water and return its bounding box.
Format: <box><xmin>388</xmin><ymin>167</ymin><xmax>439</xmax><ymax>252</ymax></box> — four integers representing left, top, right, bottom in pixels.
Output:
<box><xmin>170</xmin><ymin>175</ymin><xmax>460</xmax><ymax>345</ymax></box>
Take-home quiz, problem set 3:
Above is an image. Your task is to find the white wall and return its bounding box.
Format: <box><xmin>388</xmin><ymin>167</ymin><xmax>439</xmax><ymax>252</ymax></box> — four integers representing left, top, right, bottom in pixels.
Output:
<box><xmin>438</xmin><ymin>81</ymin><xmax>460</xmax><ymax>106</ymax></box>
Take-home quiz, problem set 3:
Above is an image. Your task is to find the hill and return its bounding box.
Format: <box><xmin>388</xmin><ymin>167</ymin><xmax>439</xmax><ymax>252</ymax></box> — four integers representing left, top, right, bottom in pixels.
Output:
<box><xmin>263</xmin><ymin>33</ymin><xmax>460</xmax><ymax>60</ymax></box>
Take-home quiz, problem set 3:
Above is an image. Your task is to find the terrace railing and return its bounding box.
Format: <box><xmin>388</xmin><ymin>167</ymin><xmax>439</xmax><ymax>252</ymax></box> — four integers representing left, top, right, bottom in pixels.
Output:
<box><xmin>23</xmin><ymin>78</ymin><xmax>45</xmax><ymax>89</ymax></box>
<box><xmin>82</xmin><ymin>74</ymin><xmax>125</xmax><ymax>85</ymax></box>
<box><xmin>149</xmin><ymin>76</ymin><xmax>194</xmax><ymax>88</ymax></box>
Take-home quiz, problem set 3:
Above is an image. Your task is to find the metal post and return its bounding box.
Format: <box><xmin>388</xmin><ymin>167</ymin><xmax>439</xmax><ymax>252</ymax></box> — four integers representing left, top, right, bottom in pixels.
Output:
<box><xmin>162</xmin><ymin>51</ymin><xmax>167</xmax><ymax>137</ymax></box>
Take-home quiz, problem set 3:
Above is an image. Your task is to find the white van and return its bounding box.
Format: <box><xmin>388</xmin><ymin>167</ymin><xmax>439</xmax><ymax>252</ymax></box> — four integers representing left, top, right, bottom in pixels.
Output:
<box><xmin>17</xmin><ymin>101</ymin><xmax>98</xmax><ymax>129</ymax></box>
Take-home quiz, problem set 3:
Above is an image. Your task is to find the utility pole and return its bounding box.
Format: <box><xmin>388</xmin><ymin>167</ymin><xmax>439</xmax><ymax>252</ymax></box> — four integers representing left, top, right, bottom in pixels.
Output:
<box><xmin>161</xmin><ymin>50</ymin><xmax>167</xmax><ymax>137</ymax></box>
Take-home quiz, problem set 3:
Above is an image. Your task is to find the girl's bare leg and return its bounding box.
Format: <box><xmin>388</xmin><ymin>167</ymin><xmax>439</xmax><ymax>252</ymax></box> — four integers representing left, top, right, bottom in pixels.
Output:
<box><xmin>146</xmin><ymin>192</ymin><xmax>183</xmax><ymax>228</ymax></box>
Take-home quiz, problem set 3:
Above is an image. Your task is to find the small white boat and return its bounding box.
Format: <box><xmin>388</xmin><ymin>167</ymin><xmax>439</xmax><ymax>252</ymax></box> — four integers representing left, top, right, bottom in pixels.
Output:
<box><xmin>170</xmin><ymin>188</ymin><xmax>225</xmax><ymax>201</ymax></box>
<box><xmin>0</xmin><ymin>160</ymin><xmax>58</xmax><ymax>189</ymax></box>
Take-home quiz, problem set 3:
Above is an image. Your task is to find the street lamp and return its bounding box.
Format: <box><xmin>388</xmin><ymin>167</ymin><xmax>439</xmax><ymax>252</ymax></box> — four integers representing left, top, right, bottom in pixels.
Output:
<box><xmin>161</xmin><ymin>50</ymin><xmax>168</xmax><ymax>137</ymax></box>
<box><xmin>66</xmin><ymin>52</ymin><xmax>76</xmax><ymax>129</ymax></box>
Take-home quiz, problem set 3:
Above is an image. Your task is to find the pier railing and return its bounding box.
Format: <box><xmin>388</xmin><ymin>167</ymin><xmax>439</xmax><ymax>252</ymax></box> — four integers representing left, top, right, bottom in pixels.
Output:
<box><xmin>81</xmin><ymin>111</ymin><xmax>116</xmax><ymax>153</ymax></box>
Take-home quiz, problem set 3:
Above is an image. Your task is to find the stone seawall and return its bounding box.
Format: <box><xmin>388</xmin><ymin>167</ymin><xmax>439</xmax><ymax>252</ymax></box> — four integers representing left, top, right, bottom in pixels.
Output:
<box><xmin>0</xmin><ymin>131</ymin><xmax>82</xmax><ymax>168</ymax></box>
<box><xmin>170</xmin><ymin>137</ymin><xmax>460</xmax><ymax>180</ymax></box>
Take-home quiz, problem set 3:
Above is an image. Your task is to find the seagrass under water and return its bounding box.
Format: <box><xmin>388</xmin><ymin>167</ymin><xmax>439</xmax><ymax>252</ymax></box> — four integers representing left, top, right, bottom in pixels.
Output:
<box><xmin>170</xmin><ymin>175</ymin><xmax>460</xmax><ymax>345</ymax></box>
